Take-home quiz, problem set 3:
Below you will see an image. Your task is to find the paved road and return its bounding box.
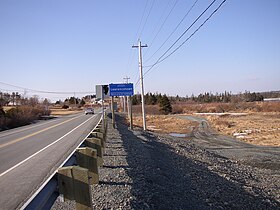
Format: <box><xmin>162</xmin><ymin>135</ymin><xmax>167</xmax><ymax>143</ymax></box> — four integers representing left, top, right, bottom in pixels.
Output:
<box><xmin>0</xmin><ymin>110</ymin><xmax>101</xmax><ymax>209</ymax></box>
<box><xmin>177</xmin><ymin>115</ymin><xmax>280</xmax><ymax>171</ymax></box>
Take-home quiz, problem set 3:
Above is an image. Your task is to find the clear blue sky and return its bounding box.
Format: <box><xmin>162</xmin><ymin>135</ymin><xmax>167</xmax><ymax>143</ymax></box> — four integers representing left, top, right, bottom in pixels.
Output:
<box><xmin>0</xmin><ymin>0</ymin><xmax>279</xmax><ymax>101</ymax></box>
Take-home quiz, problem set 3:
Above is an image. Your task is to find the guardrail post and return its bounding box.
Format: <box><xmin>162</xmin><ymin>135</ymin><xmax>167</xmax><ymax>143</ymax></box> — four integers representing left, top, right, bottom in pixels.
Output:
<box><xmin>76</xmin><ymin>147</ymin><xmax>99</xmax><ymax>185</ymax></box>
<box><xmin>58</xmin><ymin>166</ymin><xmax>92</xmax><ymax>210</ymax></box>
<box><xmin>93</xmin><ymin>128</ymin><xmax>106</xmax><ymax>140</ymax></box>
<box><xmin>84</xmin><ymin>138</ymin><xmax>103</xmax><ymax>166</ymax></box>
<box><xmin>89</xmin><ymin>131</ymin><xmax>106</xmax><ymax>148</ymax></box>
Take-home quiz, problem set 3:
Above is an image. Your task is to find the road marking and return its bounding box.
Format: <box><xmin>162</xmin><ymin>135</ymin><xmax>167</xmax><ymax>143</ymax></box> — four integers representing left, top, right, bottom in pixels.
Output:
<box><xmin>0</xmin><ymin>115</ymin><xmax>83</xmax><ymax>149</ymax></box>
<box><xmin>0</xmin><ymin>114</ymin><xmax>97</xmax><ymax>178</ymax></box>
<box><xmin>19</xmin><ymin>114</ymin><xmax>102</xmax><ymax>210</ymax></box>
<box><xmin>0</xmin><ymin>118</ymin><xmax>60</xmax><ymax>139</ymax></box>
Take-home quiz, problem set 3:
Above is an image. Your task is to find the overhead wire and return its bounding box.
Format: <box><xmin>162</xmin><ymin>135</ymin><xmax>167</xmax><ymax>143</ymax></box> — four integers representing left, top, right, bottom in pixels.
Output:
<box><xmin>144</xmin><ymin>0</ymin><xmax>179</xmax><ymax>57</ymax></box>
<box><xmin>145</xmin><ymin>0</ymin><xmax>199</xmax><ymax>63</ymax></box>
<box><xmin>0</xmin><ymin>81</ymin><xmax>94</xmax><ymax>94</ymax></box>
<box><xmin>127</xmin><ymin>0</ymin><xmax>154</xmax><ymax>91</ymax></box>
<box><xmin>145</xmin><ymin>0</ymin><xmax>217</xmax><ymax>69</ymax></box>
<box><xmin>134</xmin><ymin>0</ymin><xmax>149</xmax><ymax>40</ymax></box>
<box><xmin>138</xmin><ymin>0</ymin><xmax>155</xmax><ymax>39</ymax></box>
<box><xmin>147</xmin><ymin>0</ymin><xmax>227</xmax><ymax>71</ymax></box>
<box><xmin>135</xmin><ymin>0</ymin><xmax>227</xmax><ymax>86</ymax></box>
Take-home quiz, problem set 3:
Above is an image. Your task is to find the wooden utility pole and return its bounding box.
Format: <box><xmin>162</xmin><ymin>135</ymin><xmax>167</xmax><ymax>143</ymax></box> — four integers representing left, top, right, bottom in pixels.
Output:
<box><xmin>132</xmin><ymin>40</ymin><xmax>147</xmax><ymax>131</ymax></box>
<box><xmin>123</xmin><ymin>76</ymin><xmax>130</xmax><ymax>113</ymax></box>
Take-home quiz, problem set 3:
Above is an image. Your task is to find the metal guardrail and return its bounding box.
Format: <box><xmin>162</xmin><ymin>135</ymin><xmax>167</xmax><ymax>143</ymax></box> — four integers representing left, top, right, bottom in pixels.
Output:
<box><xmin>21</xmin><ymin>115</ymin><xmax>106</xmax><ymax>210</ymax></box>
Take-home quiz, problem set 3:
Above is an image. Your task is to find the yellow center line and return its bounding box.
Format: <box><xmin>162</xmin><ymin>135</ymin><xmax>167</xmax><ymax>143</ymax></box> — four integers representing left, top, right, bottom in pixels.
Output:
<box><xmin>0</xmin><ymin>115</ymin><xmax>83</xmax><ymax>149</ymax></box>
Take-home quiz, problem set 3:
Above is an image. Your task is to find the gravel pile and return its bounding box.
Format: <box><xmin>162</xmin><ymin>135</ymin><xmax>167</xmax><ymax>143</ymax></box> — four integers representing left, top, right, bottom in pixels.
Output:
<box><xmin>52</xmin><ymin>114</ymin><xmax>280</xmax><ymax>209</ymax></box>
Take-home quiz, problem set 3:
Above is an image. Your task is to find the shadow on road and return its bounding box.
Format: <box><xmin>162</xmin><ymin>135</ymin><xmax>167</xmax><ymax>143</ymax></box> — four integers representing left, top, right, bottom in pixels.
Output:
<box><xmin>112</xmin><ymin>114</ymin><xmax>280</xmax><ymax>210</ymax></box>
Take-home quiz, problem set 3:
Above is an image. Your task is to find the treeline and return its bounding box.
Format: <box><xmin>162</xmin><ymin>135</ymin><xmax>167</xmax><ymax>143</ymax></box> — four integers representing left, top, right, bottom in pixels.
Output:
<box><xmin>187</xmin><ymin>91</ymin><xmax>265</xmax><ymax>103</ymax></box>
<box><xmin>132</xmin><ymin>93</ymin><xmax>172</xmax><ymax>114</ymax></box>
<box><xmin>131</xmin><ymin>90</ymin><xmax>273</xmax><ymax>106</ymax></box>
<box><xmin>173</xmin><ymin>91</ymin><xmax>280</xmax><ymax>104</ymax></box>
<box><xmin>55</xmin><ymin>95</ymin><xmax>95</xmax><ymax>108</ymax></box>
<box><xmin>132</xmin><ymin>93</ymin><xmax>164</xmax><ymax>105</ymax></box>
<box><xmin>0</xmin><ymin>92</ymin><xmax>21</xmax><ymax>106</ymax></box>
<box><xmin>260</xmin><ymin>91</ymin><xmax>280</xmax><ymax>99</ymax></box>
<box><xmin>0</xmin><ymin>91</ymin><xmax>52</xmax><ymax>107</ymax></box>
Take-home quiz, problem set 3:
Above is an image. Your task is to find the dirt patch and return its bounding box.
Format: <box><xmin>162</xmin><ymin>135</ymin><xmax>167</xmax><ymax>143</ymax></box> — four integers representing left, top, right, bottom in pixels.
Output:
<box><xmin>129</xmin><ymin>114</ymin><xmax>198</xmax><ymax>134</ymax></box>
<box><xmin>205</xmin><ymin>112</ymin><xmax>280</xmax><ymax>147</ymax></box>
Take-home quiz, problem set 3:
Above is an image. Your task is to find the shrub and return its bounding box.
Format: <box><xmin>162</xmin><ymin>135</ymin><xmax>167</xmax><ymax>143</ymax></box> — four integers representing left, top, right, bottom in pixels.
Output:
<box><xmin>172</xmin><ymin>105</ymin><xmax>184</xmax><ymax>114</ymax></box>
<box><xmin>62</xmin><ymin>104</ymin><xmax>69</xmax><ymax>109</ymax></box>
<box><xmin>3</xmin><ymin>106</ymin><xmax>50</xmax><ymax>129</ymax></box>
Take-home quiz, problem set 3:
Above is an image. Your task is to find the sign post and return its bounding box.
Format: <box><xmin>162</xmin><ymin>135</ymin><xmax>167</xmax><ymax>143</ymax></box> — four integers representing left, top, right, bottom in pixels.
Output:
<box><xmin>111</xmin><ymin>96</ymin><xmax>115</xmax><ymax>128</ymax></box>
<box><xmin>96</xmin><ymin>85</ymin><xmax>109</xmax><ymax>131</ymax></box>
<box><xmin>128</xmin><ymin>96</ymin><xmax>133</xmax><ymax>130</ymax></box>
<box><xmin>109</xmin><ymin>83</ymin><xmax>134</xmax><ymax>130</ymax></box>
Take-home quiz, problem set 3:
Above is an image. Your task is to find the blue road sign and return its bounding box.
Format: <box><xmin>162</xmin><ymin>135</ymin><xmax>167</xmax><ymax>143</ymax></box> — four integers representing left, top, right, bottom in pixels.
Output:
<box><xmin>109</xmin><ymin>83</ymin><xmax>134</xmax><ymax>96</ymax></box>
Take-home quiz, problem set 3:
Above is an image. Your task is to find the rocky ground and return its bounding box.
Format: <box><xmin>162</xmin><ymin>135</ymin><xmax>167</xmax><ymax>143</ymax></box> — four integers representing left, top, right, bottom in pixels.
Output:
<box><xmin>52</xmin><ymin>114</ymin><xmax>280</xmax><ymax>209</ymax></box>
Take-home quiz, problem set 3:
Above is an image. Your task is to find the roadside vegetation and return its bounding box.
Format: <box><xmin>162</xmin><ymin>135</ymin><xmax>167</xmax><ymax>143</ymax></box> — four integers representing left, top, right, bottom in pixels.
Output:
<box><xmin>0</xmin><ymin>92</ymin><xmax>97</xmax><ymax>130</ymax></box>
<box><xmin>0</xmin><ymin>93</ymin><xmax>51</xmax><ymax>130</ymax></box>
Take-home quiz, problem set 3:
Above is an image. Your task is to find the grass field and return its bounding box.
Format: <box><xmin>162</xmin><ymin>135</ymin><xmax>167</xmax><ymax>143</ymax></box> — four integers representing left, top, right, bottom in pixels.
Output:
<box><xmin>205</xmin><ymin>112</ymin><xmax>280</xmax><ymax>146</ymax></box>
<box><xmin>49</xmin><ymin>107</ymin><xmax>83</xmax><ymax>116</ymax></box>
<box><xmin>130</xmin><ymin>102</ymin><xmax>280</xmax><ymax>147</ymax></box>
<box><xmin>131</xmin><ymin>114</ymin><xmax>198</xmax><ymax>134</ymax></box>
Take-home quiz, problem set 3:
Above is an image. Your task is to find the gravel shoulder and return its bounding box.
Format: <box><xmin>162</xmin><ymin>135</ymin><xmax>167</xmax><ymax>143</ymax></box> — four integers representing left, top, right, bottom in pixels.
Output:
<box><xmin>52</xmin><ymin>113</ymin><xmax>280</xmax><ymax>209</ymax></box>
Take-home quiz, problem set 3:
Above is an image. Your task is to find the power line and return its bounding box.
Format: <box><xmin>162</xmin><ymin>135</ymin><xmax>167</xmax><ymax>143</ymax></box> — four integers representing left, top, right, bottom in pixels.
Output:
<box><xmin>143</xmin><ymin>0</ymin><xmax>227</xmax><ymax>78</ymax></box>
<box><xmin>134</xmin><ymin>0</ymin><xmax>149</xmax><ymax>40</ymax></box>
<box><xmin>144</xmin><ymin>0</ymin><xmax>179</xmax><ymax>57</ymax></box>
<box><xmin>0</xmin><ymin>81</ymin><xmax>94</xmax><ymax>94</ymax></box>
<box><xmin>128</xmin><ymin>0</ymin><xmax>154</xmax><ymax>90</ymax></box>
<box><xmin>138</xmin><ymin>0</ymin><xmax>155</xmax><ymax>39</ymax></box>
<box><xmin>145</xmin><ymin>0</ymin><xmax>199</xmax><ymax>63</ymax></box>
<box><xmin>147</xmin><ymin>0</ymin><xmax>216</xmax><ymax>67</ymax></box>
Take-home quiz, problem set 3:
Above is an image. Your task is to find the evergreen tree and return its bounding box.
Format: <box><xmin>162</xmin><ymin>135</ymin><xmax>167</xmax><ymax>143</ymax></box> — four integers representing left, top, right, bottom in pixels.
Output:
<box><xmin>159</xmin><ymin>94</ymin><xmax>172</xmax><ymax>115</ymax></box>
<box><xmin>150</xmin><ymin>93</ymin><xmax>157</xmax><ymax>105</ymax></box>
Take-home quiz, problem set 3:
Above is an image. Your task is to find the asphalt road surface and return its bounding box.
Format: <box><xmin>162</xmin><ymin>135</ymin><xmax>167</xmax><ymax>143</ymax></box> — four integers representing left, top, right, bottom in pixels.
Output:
<box><xmin>0</xmin><ymin>110</ymin><xmax>101</xmax><ymax>209</ymax></box>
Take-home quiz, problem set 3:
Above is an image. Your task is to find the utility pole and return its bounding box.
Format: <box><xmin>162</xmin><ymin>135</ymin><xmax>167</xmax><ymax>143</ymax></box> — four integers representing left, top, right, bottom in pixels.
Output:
<box><xmin>133</xmin><ymin>39</ymin><xmax>147</xmax><ymax>131</ymax></box>
<box><xmin>123</xmin><ymin>76</ymin><xmax>130</xmax><ymax>113</ymax></box>
<box><xmin>123</xmin><ymin>76</ymin><xmax>130</xmax><ymax>84</ymax></box>
<box><xmin>123</xmin><ymin>76</ymin><xmax>133</xmax><ymax>130</ymax></box>
<box><xmin>74</xmin><ymin>92</ymin><xmax>76</xmax><ymax>109</ymax></box>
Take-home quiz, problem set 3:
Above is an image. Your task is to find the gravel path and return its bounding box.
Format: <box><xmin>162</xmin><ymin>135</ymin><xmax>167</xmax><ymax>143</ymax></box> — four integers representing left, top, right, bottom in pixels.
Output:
<box><xmin>52</xmin><ymin>114</ymin><xmax>280</xmax><ymax>209</ymax></box>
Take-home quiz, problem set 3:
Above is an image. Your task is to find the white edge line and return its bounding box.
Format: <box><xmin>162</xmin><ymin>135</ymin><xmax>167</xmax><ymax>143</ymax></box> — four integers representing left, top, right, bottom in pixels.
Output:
<box><xmin>0</xmin><ymin>118</ymin><xmax>60</xmax><ymax>139</ymax></box>
<box><xmin>0</xmin><ymin>114</ymin><xmax>88</xmax><ymax>177</ymax></box>
<box><xmin>19</xmin><ymin>112</ymin><xmax>103</xmax><ymax>210</ymax></box>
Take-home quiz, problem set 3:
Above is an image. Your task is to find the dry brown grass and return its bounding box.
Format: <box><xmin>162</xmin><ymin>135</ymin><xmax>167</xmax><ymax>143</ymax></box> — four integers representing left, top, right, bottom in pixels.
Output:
<box><xmin>130</xmin><ymin>114</ymin><xmax>198</xmax><ymax>134</ymax></box>
<box><xmin>206</xmin><ymin>113</ymin><xmax>280</xmax><ymax>147</ymax></box>
<box><xmin>129</xmin><ymin>102</ymin><xmax>280</xmax><ymax>146</ymax></box>
<box><xmin>50</xmin><ymin>108</ymin><xmax>83</xmax><ymax>116</ymax></box>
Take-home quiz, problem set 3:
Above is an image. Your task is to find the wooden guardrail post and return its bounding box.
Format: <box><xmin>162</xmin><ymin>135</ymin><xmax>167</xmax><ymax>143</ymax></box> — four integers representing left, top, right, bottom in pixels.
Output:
<box><xmin>76</xmin><ymin>147</ymin><xmax>99</xmax><ymax>185</ymax></box>
<box><xmin>89</xmin><ymin>131</ymin><xmax>106</xmax><ymax>148</ymax></box>
<box><xmin>84</xmin><ymin>138</ymin><xmax>103</xmax><ymax>166</ymax></box>
<box><xmin>93</xmin><ymin>128</ymin><xmax>106</xmax><ymax>140</ymax></box>
<box><xmin>58</xmin><ymin>166</ymin><xmax>92</xmax><ymax>210</ymax></box>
